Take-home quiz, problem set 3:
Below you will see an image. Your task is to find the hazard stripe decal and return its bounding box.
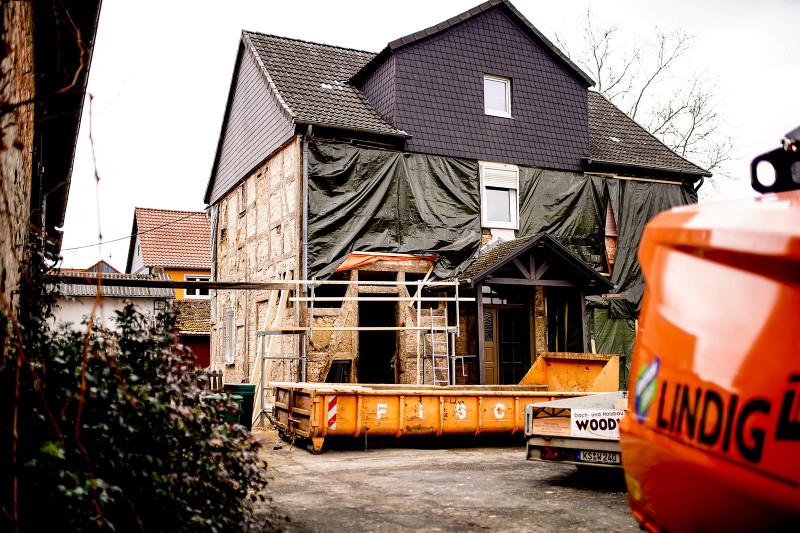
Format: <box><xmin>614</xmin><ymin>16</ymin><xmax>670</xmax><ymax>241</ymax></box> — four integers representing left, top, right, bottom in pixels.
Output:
<box><xmin>327</xmin><ymin>395</ymin><xmax>337</xmax><ymax>430</ymax></box>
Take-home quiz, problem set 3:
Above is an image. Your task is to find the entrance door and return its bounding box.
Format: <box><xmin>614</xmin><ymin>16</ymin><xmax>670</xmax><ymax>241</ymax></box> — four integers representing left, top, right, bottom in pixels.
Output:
<box><xmin>483</xmin><ymin>309</ymin><xmax>499</xmax><ymax>385</ymax></box>
<box><xmin>498</xmin><ymin>308</ymin><xmax>531</xmax><ymax>384</ymax></box>
<box><xmin>357</xmin><ymin>300</ymin><xmax>396</xmax><ymax>383</ymax></box>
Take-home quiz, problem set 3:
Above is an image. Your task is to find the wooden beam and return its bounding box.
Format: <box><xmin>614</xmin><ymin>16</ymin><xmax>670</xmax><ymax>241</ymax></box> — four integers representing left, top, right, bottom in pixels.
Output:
<box><xmin>49</xmin><ymin>275</ymin><xmax>296</xmax><ymax>291</ymax></box>
<box><xmin>476</xmin><ymin>282</ymin><xmax>486</xmax><ymax>386</ymax></box>
<box><xmin>534</xmin><ymin>259</ymin><xmax>551</xmax><ymax>281</ymax></box>
<box><xmin>580</xmin><ymin>289</ymin><xmax>588</xmax><ymax>354</ymax></box>
<box><xmin>486</xmin><ymin>277</ymin><xmax>576</xmax><ymax>287</ymax></box>
<box><xmin>512</xmin><ymin>257</ymin><xmax>531</xmax><ymax>279</ymax></box>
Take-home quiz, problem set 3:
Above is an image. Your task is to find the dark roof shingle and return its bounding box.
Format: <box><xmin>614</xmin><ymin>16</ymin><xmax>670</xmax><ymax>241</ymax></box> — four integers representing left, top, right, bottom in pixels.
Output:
<box><xmin>244</xmin><ymin>32</ymin><xmax>408</xmax><ymax>137</ymax></box>
<box><xmin>587</xmin><ymin>91</ymin><xmax>710</xmax><ymax>177</ymax></box>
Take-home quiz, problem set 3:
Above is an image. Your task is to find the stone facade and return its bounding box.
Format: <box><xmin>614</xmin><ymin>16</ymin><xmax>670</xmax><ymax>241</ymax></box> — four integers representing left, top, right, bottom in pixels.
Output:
<box><xmin>0</xmin><ymin>0</ymin><xmax>34</xmax><ymax>313</ymax></box>
<box><xmin>210</xmin><ymin>137</ymin><xmax>303</xmax><ymax>383</ymax></box>
<box><xmin>305</xmin><ymin>259</ymin><xmax>471</xmax><ymax>386</ymax></box>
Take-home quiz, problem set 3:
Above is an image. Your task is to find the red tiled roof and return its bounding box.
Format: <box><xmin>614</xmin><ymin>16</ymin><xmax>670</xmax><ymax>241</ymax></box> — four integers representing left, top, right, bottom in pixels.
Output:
<box><xmin>132</xmin><ymin>208</ymin><xmax>211</xmax><ymax>270</ymax></box>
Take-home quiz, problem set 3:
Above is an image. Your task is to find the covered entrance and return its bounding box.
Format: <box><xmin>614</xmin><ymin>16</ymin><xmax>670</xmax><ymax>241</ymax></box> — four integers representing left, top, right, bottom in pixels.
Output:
<box><xmin>463</xmin><ymin>233</ymin><xmax>613</xmax><ymax>385</ymax></box>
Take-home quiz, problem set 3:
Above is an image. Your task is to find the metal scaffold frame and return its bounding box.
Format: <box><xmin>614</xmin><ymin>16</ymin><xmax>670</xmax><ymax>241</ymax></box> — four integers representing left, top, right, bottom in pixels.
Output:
<box><xmin>251</xmin><ymin>277</ymin><xmax>474</xmax><ymax>427</ymax></box>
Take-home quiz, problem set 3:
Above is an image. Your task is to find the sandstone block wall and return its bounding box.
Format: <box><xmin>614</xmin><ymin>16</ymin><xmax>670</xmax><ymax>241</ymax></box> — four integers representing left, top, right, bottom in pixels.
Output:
<box><xmin>210</xmin><ymin>137</ymin><xmax>302</xmax><ymax>383</ymax></box>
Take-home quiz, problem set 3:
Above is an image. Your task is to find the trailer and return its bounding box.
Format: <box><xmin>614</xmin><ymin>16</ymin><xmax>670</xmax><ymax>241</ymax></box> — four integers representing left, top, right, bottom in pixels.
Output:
<box><xmin>269</xmin><ymin>352</ymin><xmax>619</xmax><ymax>453</ymax></box>
<box><xmin>524</xmin><ymin>391</ymin><xmax>627</xmax><ymax>468</ymax></box>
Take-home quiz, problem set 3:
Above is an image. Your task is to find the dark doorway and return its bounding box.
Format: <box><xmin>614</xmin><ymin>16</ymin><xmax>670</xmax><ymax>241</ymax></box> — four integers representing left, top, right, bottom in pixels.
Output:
<box><xmin>546</xmin><ymin>288</ymin><xmax>584</xmax><ymax>352</ymax></box>
<box><xmin>498</xmin><ymin>308</ymin><xmax>531</xmax><ymax>384</ymax></box>
<box><xmin>357</xmin><ymin>301</ymin><xmax>396</xmax><ymax>383</ymax></box>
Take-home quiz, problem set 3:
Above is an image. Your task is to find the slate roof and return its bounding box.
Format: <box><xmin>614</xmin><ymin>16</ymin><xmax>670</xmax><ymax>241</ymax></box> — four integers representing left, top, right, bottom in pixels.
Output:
<box><xmin>587</xmin><ymin>91</ymin><xmax>710</xmax><ymax>177</ymax></box>
<box><xmin>352</xmin><ymin>0</ymin><xmax>594</xmax><ymax>87</ymax></box>
<box><xmin>174</xmin><ymin>300</ymin><xmax>211</xmax><ymax>335</ymax></box>
<box><xmin>127</xmin><ymin>208</ymin><xmax>211</xmax><ymax>271</ymax></box>
<box><xmin>55</xmin><ymin>272</ymin><xmax>175</xmax><ymax>299</ymax></box>
<box><xmin>244</xmin><ymin>32</ymin><xmax>408</xmax><ymax>137</ymax></box>
<box><xmin>240</xmin><ymin>36</ymin><xmax>705</xmax><ymax>178</ymax></box>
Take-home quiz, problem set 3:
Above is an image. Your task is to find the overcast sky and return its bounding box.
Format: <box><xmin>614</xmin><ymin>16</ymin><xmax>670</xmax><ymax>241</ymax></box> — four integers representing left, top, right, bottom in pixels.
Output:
<box><xmin>58</xmin><ymin>0</ymin><xmax>800</xmax><ymax>270</ymax></box>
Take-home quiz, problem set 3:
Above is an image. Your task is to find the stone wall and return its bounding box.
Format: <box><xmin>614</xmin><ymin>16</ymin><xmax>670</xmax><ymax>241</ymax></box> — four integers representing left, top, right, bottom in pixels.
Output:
<box><xmin>307</xmin><ymin>260</ymin><xmax>473</xmax><ymax>385</ymax></box>
<box><xmin>210</xmin><ymin>137</ymin><xmax>302</xmax><ymax>383</ymax></box>
<box><xmin>0</xmin><ymin>0</ymin><xmax>34</xmax><ymax>314</ymax></box>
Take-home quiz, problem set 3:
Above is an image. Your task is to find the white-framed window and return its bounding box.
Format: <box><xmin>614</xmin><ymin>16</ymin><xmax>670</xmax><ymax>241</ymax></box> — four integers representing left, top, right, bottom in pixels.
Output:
<box><xmin>222</xmin><ymin>307</ymin><xmax>235</xmax><ymax>365</ymax></box>
<box><xmin>185</xmin><ymin>275</ymin><xmax>211</xmax><ymax>299</ymax></box>
<box><xmin>484</xmin><ymin>74</ymin><xmax>511</xmax><ymax>118</ymax></box>
<box><xmin>480</xmin><ymin>161</ymin><xmax>519</xmax><ymax>229</ymax></box>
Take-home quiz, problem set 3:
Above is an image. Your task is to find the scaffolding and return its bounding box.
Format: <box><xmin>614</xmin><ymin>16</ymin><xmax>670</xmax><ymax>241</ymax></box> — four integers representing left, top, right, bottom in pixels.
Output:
<box><xmin>250</xmin><ymin>277</ymin><xmax>474</xmax><ymax>427</ymax></box>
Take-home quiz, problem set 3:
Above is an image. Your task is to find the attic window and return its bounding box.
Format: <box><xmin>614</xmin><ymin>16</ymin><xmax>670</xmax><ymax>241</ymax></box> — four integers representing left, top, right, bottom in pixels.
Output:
<box><xmin>484</xmin><ymin>74</ymin><xmax>511</xmax><ymax>118</ymax></box>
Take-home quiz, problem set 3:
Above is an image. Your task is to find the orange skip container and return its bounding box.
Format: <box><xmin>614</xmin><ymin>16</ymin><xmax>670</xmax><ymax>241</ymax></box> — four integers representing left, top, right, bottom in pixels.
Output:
<box><xmin>620</xmin><ymin>191</ymin><xmax>800</xmax><ymax>532</ymax></box>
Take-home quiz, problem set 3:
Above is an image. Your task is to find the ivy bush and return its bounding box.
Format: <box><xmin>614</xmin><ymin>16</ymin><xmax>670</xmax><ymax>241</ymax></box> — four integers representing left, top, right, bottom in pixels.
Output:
<box><xmin>1</xmin><ymin>250</ymin><xmax>269</xmax><ymax>531</ymax></box>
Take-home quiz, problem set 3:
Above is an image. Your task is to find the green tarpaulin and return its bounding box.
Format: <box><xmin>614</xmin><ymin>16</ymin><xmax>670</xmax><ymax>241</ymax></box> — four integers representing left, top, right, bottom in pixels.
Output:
<box><xmin>307</xmin><ymin>141</ymin><xmax>481</xmax><ymax>279</ymax></box>
<box><xmin>519</xmin><ymin>168</ymin><xmax>608</xmax><ymax>271</ymax></box>
<box><xmin>307</xmin><ymin>140</ymin><xmax>698</xmax><ymax>378</ymax></box>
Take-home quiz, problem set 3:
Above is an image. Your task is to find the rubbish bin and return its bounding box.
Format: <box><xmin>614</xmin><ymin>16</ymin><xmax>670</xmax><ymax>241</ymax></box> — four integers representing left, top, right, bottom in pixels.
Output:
<box><xmin>202</xmin><ymin>393</ymin><xmax>243</xmax><ymax>424</ymax></box>
<box><xmin>223</xmin><ymin>383</ymin><xmax>256</xmax><ymax>430</ymax></box>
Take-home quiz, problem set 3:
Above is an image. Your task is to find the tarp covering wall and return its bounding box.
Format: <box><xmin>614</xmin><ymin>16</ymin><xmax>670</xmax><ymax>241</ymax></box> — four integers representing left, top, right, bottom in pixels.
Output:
<box><xmin>307</xmin><ymin>141</ymin><xmax>481</xmax><ymax>279</ymax></box>
<box><xmin>519</xmin><ymin>168</ymin><xmax>608</xmax><ymax>271</ymax></box>
<box><xmin>603</xmin><ymin>180</ymin><xmax>697</xmax><ymax>318</ymax></box>
<box><xmin>307</xmin><ymin>140</ymin><xmax>698</xmax><ymax>376</ymax></box>
<box><xmin>587</xmin><ymin>307</ymin><xmax>636</xmax><ymax>390</ymax></box>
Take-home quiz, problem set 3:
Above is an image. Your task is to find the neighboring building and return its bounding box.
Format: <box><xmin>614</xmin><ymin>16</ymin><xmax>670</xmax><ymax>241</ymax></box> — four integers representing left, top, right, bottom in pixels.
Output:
<box><xmin>174</xmin><ymin>299</ymin><xmax>211</xmax><ymax>367</ymax></box>
<box><xmin>204</xmin><ymin>0</ymin><xmax>710</xmax><ymax>387</ymax></box>
<box><xmin>59</xmin><ymin>259</ymin><xmax>121</xmax><ymax>275</ymax></box>
<box><xmin>52</xmin><ymin>271</ymin><xmax>174</xmax><ymax>331</ymax></box>
<box><xmin>125</xmin><ymin>208</ymin><xmax>212</xmax><ymax>300</ymax></box>
<box><xmin>0</xmin><ymin>0</ymin><xmax>101</xmax><ymax>315</ymax></box>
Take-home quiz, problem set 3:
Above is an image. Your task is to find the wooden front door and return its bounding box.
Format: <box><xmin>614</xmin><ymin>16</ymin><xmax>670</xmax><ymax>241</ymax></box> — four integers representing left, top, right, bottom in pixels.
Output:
<box><xmin>498</xmin><ymin>308</ymin><xmax>531</xmax><ymax>384</ymax></box>
<box><xmin>483</xmin><ymin>309</ymin><xmax>499</xmax><ymax>385</ymax></box>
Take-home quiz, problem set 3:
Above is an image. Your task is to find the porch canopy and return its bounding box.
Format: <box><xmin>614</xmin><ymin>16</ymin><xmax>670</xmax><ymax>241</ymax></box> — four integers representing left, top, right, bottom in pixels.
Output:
<box><xmin>457</xmin><ymin>233</ymin><xmax>613</xmax><ymax>293</ymax></box>
<box><xmin>434</xmin><ymin>233</ymin><xmax>614</xmax><ymax>384</ymax></box>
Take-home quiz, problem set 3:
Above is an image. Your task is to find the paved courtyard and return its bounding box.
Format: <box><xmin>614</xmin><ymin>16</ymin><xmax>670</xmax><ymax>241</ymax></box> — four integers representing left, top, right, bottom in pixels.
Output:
<box><xmin>253</xmin><ymin>429</ymin><xmax>638</xmax><ymax>532</ymax></box>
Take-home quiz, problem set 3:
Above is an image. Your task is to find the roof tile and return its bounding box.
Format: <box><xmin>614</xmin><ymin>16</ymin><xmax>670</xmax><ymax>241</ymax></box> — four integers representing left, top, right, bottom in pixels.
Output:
<box><xmin>587</xmin><ymin>91</ymin><xmax>709</xmax><ymax>176</ymax></box>
<box><xmin>134</xmin><ymin>208</ymin><xmax>211</xmax><ymax>270</ymax></box>
<box><xmin>55</xmin><ymin>272</ymin><xmax>175</xmax><ymax>299</ymax></box>
<box><xmin>174</xmin><ymin>299</ymin><xmax>211</xmax><ymax>334</ymax></box>
<box><xmin>244</xmin><ymin>32</ymin><xmax>406</xmax><ymax>137</ymax></box>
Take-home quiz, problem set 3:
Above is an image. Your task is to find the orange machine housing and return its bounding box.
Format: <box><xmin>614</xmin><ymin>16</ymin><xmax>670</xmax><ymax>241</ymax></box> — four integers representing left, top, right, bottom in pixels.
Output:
<box><xmin>620</xmin><ymin>191</ymin><xmax>800</xmax><ymax>532</ymax></box>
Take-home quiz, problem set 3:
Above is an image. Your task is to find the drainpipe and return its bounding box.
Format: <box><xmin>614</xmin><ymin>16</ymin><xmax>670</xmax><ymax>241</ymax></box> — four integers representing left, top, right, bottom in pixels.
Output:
<box><xmin>302</xmin><ymin>124</ymin><xmax>311</xmax><ymax>293</ymax></box>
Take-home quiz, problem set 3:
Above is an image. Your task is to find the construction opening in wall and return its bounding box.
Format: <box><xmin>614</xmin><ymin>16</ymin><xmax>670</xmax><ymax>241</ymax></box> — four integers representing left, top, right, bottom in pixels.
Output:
<box><xmin>357</xmin><ymin>300</ymin><xmax>397</xmax><ymax>383</ymax></box>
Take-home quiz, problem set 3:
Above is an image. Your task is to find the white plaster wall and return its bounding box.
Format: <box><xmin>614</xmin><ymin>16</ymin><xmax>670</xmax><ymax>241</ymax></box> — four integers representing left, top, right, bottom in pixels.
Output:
<box><xmin>53</xmin><ymin>297</ymin><xmax>158</xmax><ymax>331</ymax></box>
<box><xmin>129</xmin><ymin>234</ymin><xmax>146</xmax><ymax>274</ymax></box>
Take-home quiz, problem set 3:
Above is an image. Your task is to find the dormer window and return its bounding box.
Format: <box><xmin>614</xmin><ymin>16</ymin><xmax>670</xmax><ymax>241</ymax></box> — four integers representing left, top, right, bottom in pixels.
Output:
<box><xmin>484</xmin><ymin>74</ymin><xmax>511</xmax><ymax>118</ymax></box>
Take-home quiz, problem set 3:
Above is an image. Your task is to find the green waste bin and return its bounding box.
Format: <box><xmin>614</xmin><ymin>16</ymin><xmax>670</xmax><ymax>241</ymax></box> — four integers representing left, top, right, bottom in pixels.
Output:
<box><xmin>223</xmin><ymin>383</ymin><xmax>256</xmax><ymax>431</ymax></box>
<box><xmin>202</xmin><ymin>393</ymin><xmax>243</xmax><ymax>424</ymax></box>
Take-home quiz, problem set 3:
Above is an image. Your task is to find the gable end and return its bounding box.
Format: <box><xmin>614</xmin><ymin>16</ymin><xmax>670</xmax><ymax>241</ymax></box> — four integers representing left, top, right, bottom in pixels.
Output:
<box><xmin>205</xmin><ymin>37</ymin><xmax>295</xmax><ymax>205</ymax></box>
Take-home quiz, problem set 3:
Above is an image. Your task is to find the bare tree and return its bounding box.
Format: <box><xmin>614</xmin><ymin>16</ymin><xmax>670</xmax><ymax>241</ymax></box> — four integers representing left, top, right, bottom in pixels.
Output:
<box><xmin>557</xmin><ymin>10</ymin><xmax>734</xmax><ymax>180</ymax></box>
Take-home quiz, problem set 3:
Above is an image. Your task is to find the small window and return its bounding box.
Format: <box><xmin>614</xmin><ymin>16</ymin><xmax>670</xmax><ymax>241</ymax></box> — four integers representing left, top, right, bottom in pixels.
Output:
<box><xmin>223</xmin><ymin>307</ymin><xmax>235</xmax><ymax>365</ymax></box>
<box><xmin>137</xmin><ymin>244</ymin><xmax>141</xmax><ymax>256</ymax></box>
<box><xmin>185</xmin><ymin>275</ymin><xmax>211</xmax><ymax>299</ymax></box>
<box><xmin>484</xmin><ymin>74</ymin><xmax>511</xmax><ymax>118</ymax></box>
<box><xmin>480</xmin><ymin>161</ymin><xmax>519</xmax><ymax>229</ymax></box>
<box><xmin>238</xmin><ymin>183</ymin><xmax>246</xmax><ymax>214</ymax></box>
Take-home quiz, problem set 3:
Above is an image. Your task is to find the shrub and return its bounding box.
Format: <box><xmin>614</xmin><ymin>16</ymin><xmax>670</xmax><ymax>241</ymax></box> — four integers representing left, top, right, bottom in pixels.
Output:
<box><xmin>1</xmin><ymin>249</ymin><xmax>269</xmax><ymax>531</ymax></box>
